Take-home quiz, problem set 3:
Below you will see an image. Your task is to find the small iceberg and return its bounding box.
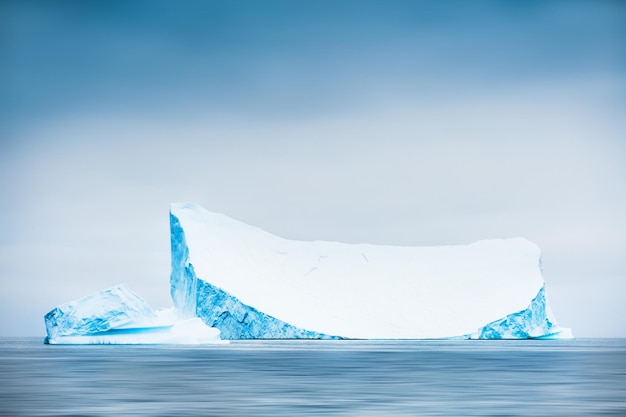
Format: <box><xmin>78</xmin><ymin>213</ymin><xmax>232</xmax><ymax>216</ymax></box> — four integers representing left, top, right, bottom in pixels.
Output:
<box><xmin>44</xmin><ymin>284</ymin><xmax>224</xmax><ymax>345</ymax></box>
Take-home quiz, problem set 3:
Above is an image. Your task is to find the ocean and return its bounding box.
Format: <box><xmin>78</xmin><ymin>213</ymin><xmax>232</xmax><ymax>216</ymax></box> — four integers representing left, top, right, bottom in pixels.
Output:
<box><xmin>1</xmin><ymin>338</ymin><xmax>624</xmax><ymax>416</ymax></box>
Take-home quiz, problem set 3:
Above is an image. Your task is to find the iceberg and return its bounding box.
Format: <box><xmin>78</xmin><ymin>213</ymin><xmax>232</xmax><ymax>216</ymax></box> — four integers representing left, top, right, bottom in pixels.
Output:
<box><xmin>44</xmin><ymin>284</ymin><xmax>223</xmax><ymax>344</ymax></box>
<box><xmin>43</xmin><ymin>202</ymin><xmax>571</xmax><ymax>343</ymax></box>
<box><xmin>170</xmin><ymin>202</ymin><xmax>571</xmax><ymax>339</ymax></box>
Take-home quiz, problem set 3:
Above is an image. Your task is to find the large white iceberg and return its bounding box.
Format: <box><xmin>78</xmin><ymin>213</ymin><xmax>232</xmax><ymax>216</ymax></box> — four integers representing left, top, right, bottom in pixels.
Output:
<box><xmin>44</xmin><ymin>284</ymin><xmax>223</xmax><ymax>344</ymax></box>
<box><xmin>169</xmin><ymin>203</ymin><xmax>571</xmax><ymax>339</ymax></box>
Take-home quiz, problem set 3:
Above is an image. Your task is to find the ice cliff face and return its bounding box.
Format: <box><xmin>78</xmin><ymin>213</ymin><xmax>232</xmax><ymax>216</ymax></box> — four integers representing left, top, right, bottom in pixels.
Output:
<box><xmin>169</xmin><ymin>203</ymin><xmax>571</xmax><ymax>339</ymax></box>
<box><xmin>171</xmin><ymin>213</ymin><xmax>339</xmax><ymax>339</ymax></box>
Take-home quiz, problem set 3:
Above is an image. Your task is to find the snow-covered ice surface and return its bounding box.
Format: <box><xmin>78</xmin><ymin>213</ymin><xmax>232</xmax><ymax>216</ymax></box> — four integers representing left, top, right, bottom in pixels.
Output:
<box><xmin>170</xmin><ymin>203</ymin><xmax>572</xmax><ymax>339</ymax></box>
<box><xmin>44</xmin><ymin>284</ymin><xmax>224</xmax><ymax>344</ymax></box>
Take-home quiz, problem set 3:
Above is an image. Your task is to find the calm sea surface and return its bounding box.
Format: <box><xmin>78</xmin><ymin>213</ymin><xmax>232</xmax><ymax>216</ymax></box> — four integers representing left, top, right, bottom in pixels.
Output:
<box><xmin>1</xmin><ymin>338</ymin><xmax>624</xmax><ymax>416</ymax></box>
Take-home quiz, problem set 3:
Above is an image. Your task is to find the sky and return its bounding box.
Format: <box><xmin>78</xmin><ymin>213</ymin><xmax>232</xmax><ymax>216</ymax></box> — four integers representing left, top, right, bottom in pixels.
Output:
<box><xmin>1</xmin><ymin>0</ymin><xmax>625</xmax><ymax>337</ymax></box>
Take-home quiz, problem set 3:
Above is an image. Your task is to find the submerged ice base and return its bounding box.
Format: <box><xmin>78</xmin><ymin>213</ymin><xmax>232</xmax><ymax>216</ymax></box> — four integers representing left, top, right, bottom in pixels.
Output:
<box><xmin>44</xmin><ymin>284</ymin><xmax>223</xmax><ymax>345</ymax></box>
<box><xmin>170</xmin><ymin>203</ymin><xmax>572</xmax><ymax>340</ymax></box>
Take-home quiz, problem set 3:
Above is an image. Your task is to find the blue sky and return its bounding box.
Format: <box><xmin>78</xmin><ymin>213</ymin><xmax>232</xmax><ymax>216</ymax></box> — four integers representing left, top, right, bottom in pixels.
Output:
<box><xmin>2</xmin><ymin>1</ymin><xmax>625</xmax><ymax>336</ymax></box>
